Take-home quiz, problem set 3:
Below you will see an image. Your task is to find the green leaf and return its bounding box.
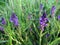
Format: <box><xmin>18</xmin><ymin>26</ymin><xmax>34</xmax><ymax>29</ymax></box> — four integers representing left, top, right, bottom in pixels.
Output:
<box><xmin>49</xmin><ymin>38</ymin><xmax>60</xmax><ymax>45</ymax></box>
<box><xmin>0</xmin><ymin>1</ymin><xmax>5</xmax><ymax>6</ymax></box>
<box><xmin>0</xmin><ymin>40</ymin><xmax>8</xmax><ymax>43</ymax></box>
<box><xmin>46</xmin><ymin>0</ymin><xmax>56</xmax><ymax>8</ymax></box>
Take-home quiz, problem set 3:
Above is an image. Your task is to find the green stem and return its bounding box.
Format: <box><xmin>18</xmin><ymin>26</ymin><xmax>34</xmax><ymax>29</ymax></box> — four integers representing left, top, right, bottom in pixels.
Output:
<box><xmin>39</xmin><ymin>30</ymin><xmax>42</xmax><ymax>45</ymax></box>
<box><xmin>9</xmin><ymin>36</ymin><xmax>12</xmax><ymax>45</ymax></box>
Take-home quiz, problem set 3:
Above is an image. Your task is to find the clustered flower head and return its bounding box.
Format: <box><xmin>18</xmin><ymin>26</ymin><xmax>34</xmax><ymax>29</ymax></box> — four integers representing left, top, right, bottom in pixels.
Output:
<box><xmin>1</xmin><ymin>17</ymin><xmax>6</xmax><ymax>25</ymax></box>
<box><xmin>58</xmin><ymin>15</ymin><xmax>60</xmax><ymax>20</ymax></box>
<box><xmin>50</xmin><ymin>6</ymin><xmax>56</xmax><ymax>17</ymax></box>
<box><xmin>0</xmin><ymin>13</ymin><xmax>19</xmax><ymax>32</ymax></box>
<box><xmin>39</xmin><ymin>4</ymin><xmax>56</xmax><ymax>31</ymax></box>
<box><xmin>40</xmin><ymin>3</ymin><xmax>44</xmax><ymax>11</ymax></box>
<box><xmin>10</xmin><ymin>13</ymin><xmax>19</xmax><ymax>26</ymax></box>
<box><xmin>39</xmin><ymin>11</ymin><xmax>48</xmax><ymax>31</ymax></box>
<box><xmin>0</xmin><ymin>17</ymin><xmax>6</xmax><ymax>31</ymax></box>
<box><xmin>0</xmin><ymin>26</ymin><xmax>4</xmax><ymax>31</ymax></box>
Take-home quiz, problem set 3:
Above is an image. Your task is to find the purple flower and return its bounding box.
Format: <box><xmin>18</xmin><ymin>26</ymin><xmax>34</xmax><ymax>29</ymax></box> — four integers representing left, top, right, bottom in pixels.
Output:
<box><xmin>58</xmin><ymin>15</ymin><xmax>60</xmax><ymax>20</ymax></box>
<box><xmin>0</xmin><ymin>26</ymin><xmax>4</xmax><ymax>31</ymax></box>
<box><xmin>46</xmin><ymin>33</ymin><xmax>50</xmax><ymax>38</ymax></box>
<box><xmin>1</xmin><ymin>17</ymin><xmax>6</xmax><ymax>25</ymax></box>
<box><xmin>40</xmin><ymin>4</ymin><xmax>43</xmax><ymax>11</ymax></box>
<box><xmin>10</xmin><ymin>13</ymin><xmax>19</xmax><ymax>26</ymax></box>
<box><xmin>29</xmin><ymin>27</ymin><xmax>32</xmax><ymax>31</ymax></box>
<box><xmin>50</xmin><ymin>6</ymin><xmax>56</xmax><ymax>17</ymax></box>
<box><xmin>39</xmin><ymin>12</ymin><xmax>48</xmax><ymax>31</ymax></box>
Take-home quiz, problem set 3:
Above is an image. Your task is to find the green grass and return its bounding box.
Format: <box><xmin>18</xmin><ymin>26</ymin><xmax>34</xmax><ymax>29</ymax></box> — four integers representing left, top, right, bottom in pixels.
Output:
<box><xmin>0</xmin><ymin>0</ymin><xmax>60</xmax><ymax>45</ymax></box>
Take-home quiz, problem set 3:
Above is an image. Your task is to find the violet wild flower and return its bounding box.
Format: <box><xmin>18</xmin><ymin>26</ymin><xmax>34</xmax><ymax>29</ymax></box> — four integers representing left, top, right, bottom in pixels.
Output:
<box><xmin>40</xmin><ymin>4</ymin><xmax>43</xmax><ymax>11</ymax></box>
<box><xmin>0</xmin><ymin>26</ymin><xmax>4</xmax><ymax>31</ymax></box>
<box><xmin>1</xmin><ymin>17</ymin><xmax>6</xmax><ymax>25</ymax></box>
<box><xmin>10</xmin><ymin>13</ymin><xmax>19</xmax><ymax>26</ymax></box>
<box><xmin>58</xmin><ymin>15</ymin><xmax>60</xmax><ymax>20</ymax></box>
<box><xmin>46</xmin><ymin>33</ymin><xmax>50</xmax><ymax>38</ymax></box>
<box><xmin>39</xmin><ymin>12</ymin><xmax>48</xmax><ymax>31</ymax></box>
<box><xmin>50</xmin><ymin>6</ymin><xmax>56</xmax><ymax>17</ymax></box>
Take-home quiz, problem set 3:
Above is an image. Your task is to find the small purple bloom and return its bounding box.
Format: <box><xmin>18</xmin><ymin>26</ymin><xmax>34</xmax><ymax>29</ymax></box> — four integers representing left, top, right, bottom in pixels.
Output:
<box><xmin>10</xmin><ymin>13</ymin><xmax>19</xmax><ymax>26</ymax></box>
<box><xmin>40</xmin><ymin>4</ymin><xmax>43</xmax><ymax>10</ymax></box>
<box><xmin>40</xmin><ymin>4</ymin><xmax>43</xmax><ymax>11</ymax></box>
<box><xmin>39</xmin><ymin>12</ymin><xmax>48</xmax><ymax>31</ymax></box>
<box><xmin>1</xmin><ymin>17</ymin><xmax>6</xmax><ymax>25</ymax></box>
<box><xmin>29</xmin><ymin>27</ymin><xmax>32</xmax><ymax>31</ymax></box>
<box><xmin>0</xmin><ymin>26</ymin><xmax>4</xmax><ymax>31</ymax></box>
<box><xmin>50</xmin><ymin>6</ymin><xmax>56</xmax><ymax>17</ymax></box>
<box><xmin>46</xmin><ymin>33</ymin><xmax>50</xmax><ymax>38</ymax></box>
<box><xmin>58</xmin><ymin>15</ymin><xmax>60</xmax><ymax>20</ymax></box>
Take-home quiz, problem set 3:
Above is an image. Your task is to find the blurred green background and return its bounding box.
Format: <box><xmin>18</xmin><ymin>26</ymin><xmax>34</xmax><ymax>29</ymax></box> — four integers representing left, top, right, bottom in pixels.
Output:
<box><xmin>0</xmin><ymin>0</ymin><xmax>60</xmax><ymax>45</ymax></box>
